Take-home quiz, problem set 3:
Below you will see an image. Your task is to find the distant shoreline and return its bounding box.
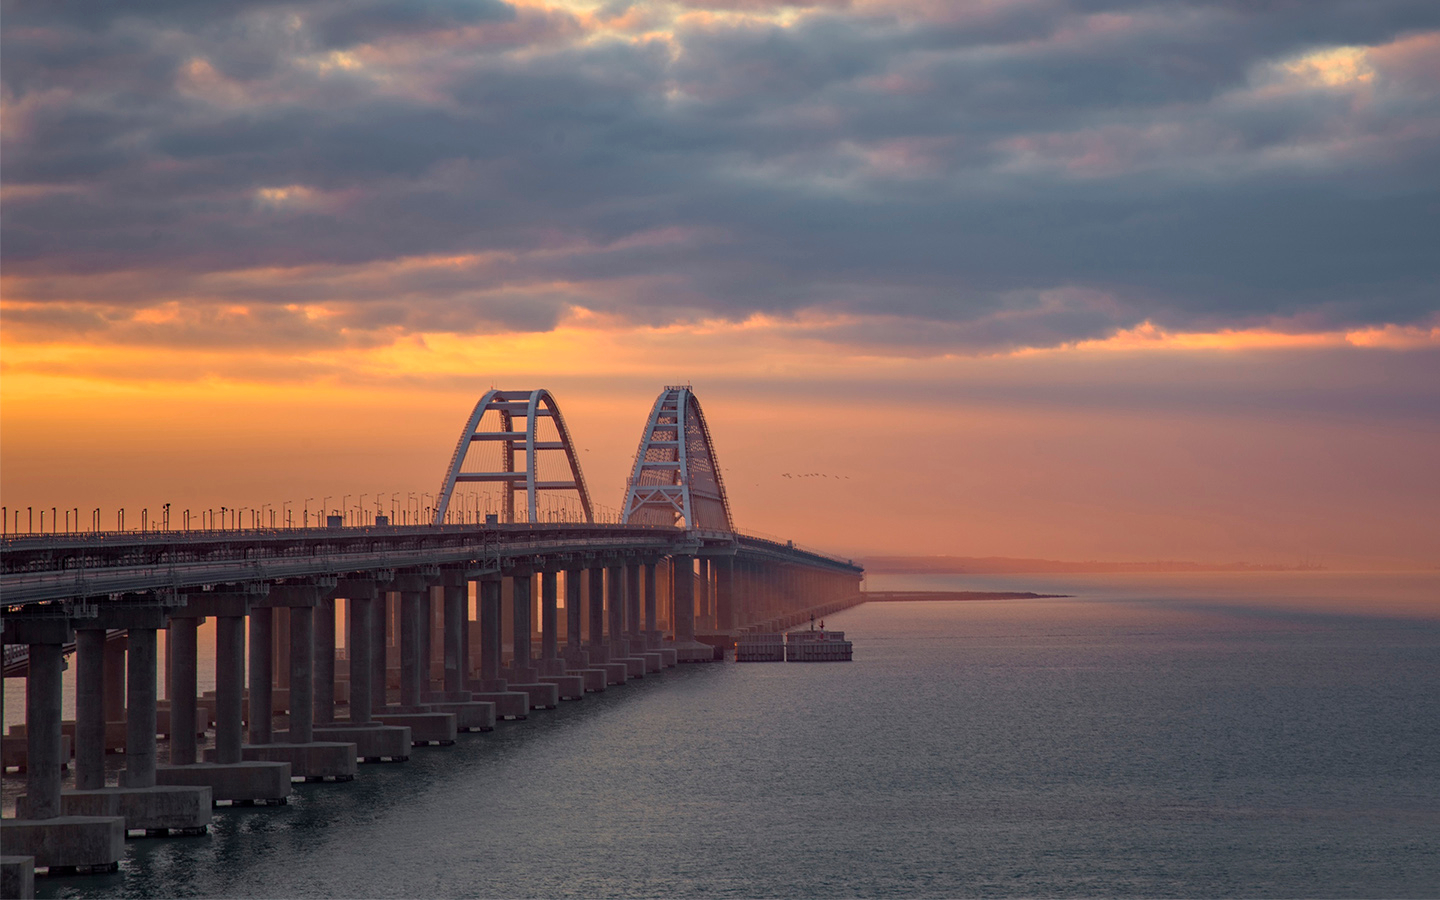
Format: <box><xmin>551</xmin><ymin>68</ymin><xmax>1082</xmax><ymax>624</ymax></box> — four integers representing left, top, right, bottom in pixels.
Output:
<box><xmin>861</xmin><ymin>555</ymin><xmax>1324</xmax><ymax>574</ymax></box>
<box><xmin>862</xmin><ymin>590</ymin><xmax>1072</xmax><ymax>602</ymax></box>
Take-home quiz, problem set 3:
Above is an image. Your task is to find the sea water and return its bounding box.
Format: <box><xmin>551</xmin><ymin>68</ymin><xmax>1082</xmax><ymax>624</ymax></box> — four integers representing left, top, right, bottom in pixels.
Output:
<box><xmin>19</xmin><ymin>571</ymin><xmax>1440</xmax><ymax>897</ymax></box>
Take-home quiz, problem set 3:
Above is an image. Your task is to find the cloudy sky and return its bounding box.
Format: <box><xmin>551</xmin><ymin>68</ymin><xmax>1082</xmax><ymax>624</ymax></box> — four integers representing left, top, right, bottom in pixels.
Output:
<box><xmin>3</xmin><ymin>0</ymin><xmax>1437</xmax><ymax>566</ymax></box>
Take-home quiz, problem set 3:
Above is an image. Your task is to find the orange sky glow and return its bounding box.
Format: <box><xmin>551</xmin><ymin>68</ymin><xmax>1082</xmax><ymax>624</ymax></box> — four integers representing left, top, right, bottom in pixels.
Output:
<box><xmin>4</xmin><ymin>312</ymin><xmax>1436</xmax><ymax>569</ymax></box>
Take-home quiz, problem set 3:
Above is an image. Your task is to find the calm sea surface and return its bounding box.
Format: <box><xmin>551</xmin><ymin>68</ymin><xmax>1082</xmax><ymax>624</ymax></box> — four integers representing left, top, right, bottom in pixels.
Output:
<box><xmin>18</xmin><ymin>571</ymin><xmax>1440</xmax><ymax>898</ymax></box>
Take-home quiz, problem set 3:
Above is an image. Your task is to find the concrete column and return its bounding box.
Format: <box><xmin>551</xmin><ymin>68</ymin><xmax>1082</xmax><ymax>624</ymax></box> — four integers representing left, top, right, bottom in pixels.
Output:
<box><xmin>214</xmin><ymin>614</ymin><xmax>245</xmax><ymax>765</ymax></box>
<box><xmin>400</xmin><ymin>590</ymin><xmax>423</xmax><ymax>707</ymax></box>
<box><xmin>273</xmin><ymin>607</ymin><xmax>291</xmax><ymax>691</ymax></box>
<box><xmin>347</xmin><ymin>596</ymin><xmax>373</xmax><ymax>724</ymax></box>
<box><xmin>606</xmin><ymin>564</ymin><xmax>625</xmax><ymax>656</ymax></box>
<box><xmin>25</xmin><ymin>642</ymin><xmax>65</xmax><ymax>819</ymax></box>
<box><xmin>248</xmin><ymin>606</ymin><xmax>273</xmax><ymax>744</ymax></box>
<box><xmin>168</xmin><ymin>616</ymin><xmax>199</xmax><ymax>765</ymax></box>
<box><xmin>479</xmin><ymin>576</ymin><xmax>502</xmax><ymax>686</ymax></box>
<box><xmin>103</xmin><ymin>636</ymin><xmax>125</xmax><ymax>723</ymax></box>
<box><xmin>697</xmin><ymin>559</ymin><xmax>710</xmax><ymax>627</ymax></box>
<box><xmin>511</xmin><ymin>571</ymin><xmax>533</xmax><ymax>677</ymax></box>
<box><xmin>289</xmin><ymin>605</ymin><xmax>314</xmax><ymax>743</ymax></box>
<box><xmin>716</xmin><ymin>556</ymin><xmax>735</xmax><ymax>632</ymax></box>
<box><xmin>371</xmin><ymin>593</ymin><xmax>389</xmax><ymax>713</ymax></box>
<box><xmin>461</xmin><ymin>583</ymin><xmax>473</xmax><ymax>681</ymax></box>
<box><xmin>673</xmin><ymin>553</ymin><xmax>695</xmax><ymax>642</ymax></box>
<box><xmin>625</xmin><ymin>563</ymin><xmax>641</xmax><ymax>639</ymax></box>
<box><xmin>120</xmin><ymin>626</ymin><xmax>159</xmax><ymax>788</ymax></box>
<box><xmin>565</xmin><ymin>568</ymin><xmax>582</xmax><ymax>651</ymax></box>
<box><xmin>419</xmin><ymin>588</ymin><xmax>434</xmax><ymax>694</ymax></box>
<box><xmin>644</xmin><ymin>562</ymin><xmax>658</xmax><ymax>638</ymax></box>
<box><xmin>587</xmin><ymin>566</ymin><xmax>606</xmax><ymax>659</ymax></box>
<box><xmin>74</xmin><ymin>628</ymin><xmax>107</xmax><ymax>789</ymax></box>
<box><xmin>540</xmin><ymin>570</ymin><xmax>559</xmax><ymax>660</ymax></box>
<box><xmin>314</xmin><ymin>598</ymin><xmax>335</xmax><ymax>725</ymax></box>
<box><xmin>443</xmin><ymin>580</ymin><xmax>466</xmax><ymax>693</ymax></box>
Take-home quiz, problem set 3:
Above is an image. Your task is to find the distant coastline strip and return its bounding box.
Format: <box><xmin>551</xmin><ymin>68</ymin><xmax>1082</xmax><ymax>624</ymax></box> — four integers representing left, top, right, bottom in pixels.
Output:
<box><xmin>861</xmin><ymin>591</ymin><xmax>1071</xmax><ymax>602</ymax></box>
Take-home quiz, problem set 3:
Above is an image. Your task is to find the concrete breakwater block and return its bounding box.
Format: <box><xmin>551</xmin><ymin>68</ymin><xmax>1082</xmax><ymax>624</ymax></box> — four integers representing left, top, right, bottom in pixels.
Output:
<box><xmin>509</xmin><ymin>682</ymin><xmax>560</xmax><ymax>710</ymax></box>
<box><xmin>157</xmin><ymin>761</ymin><xmax>292</xmax><ymax>804</ymax></box>
<box><xmin>1</xmin><ymin>855</ymin><xmax>35</xmax><ymax>899</ymax></box>
<box><xmin>468</xmin><ymin>692</ymin><xmax>529</xmax><ymax>720</ymax></box>
<box><xmin>3</xmin><ymin>734</ymin><xmax>73</xmax><ymax>771</ymax></box>
<box><xmin>569</xmin><ymin>668</ymin><xmax>607</xmax><ymax>692</ymax></box>
<box><xmin>420</xmin><ymin>690</ymin><xmax>474</xmax><ymax>704</ymax></box>
<box><xmin>675</xmin><ymin>642</ymin><xmax>720</xmax><ymax>663</ymax></box>
<box><xmin>423</xmin><ymin>701</ymin><xmax>497</xmax><ymax>732</ymax></box>
<box><xmin>374</xmin><ymin>712</ymin><xmax>457</xmax><ymax>745</ymax></box>
<box><xmin>641</xmin><ymin>652</ymin><xmax>663</xmax><ymax>673</ymax></box>
<box><xmin>0</xmin><ymin>817</ymin><xmax>125</xmax><ymax>872</ymax></box>
<box><xmin>538</xmin><ymin>674</ymin><xmax>585</xmax><ymax>700</ymax></box>
<box><xmin>47</xmin><ymin>786</ymin><xmax>212</xmax><ymax>834</ymax></box>
<box><xmin>619</xmin><ymin>657</ymin><xmax>646</xmax><ymax>678</ymax></box>
<box><xmin>313</xmin><ymin>724</ymin><xmax>411</xmax><ymax>762</ymax></box>
<box><xmin>601</xmin><ymin>662</ymin><xmax>628</xmax><ymax>685</ymax></box>
<box><xmin>10</xmin><ymin>721</ymin><xmax>127</xmax><ymax>753</ymax></box>
<box><xmin>239</xmin><ymin>740</ymin><xmax>358</xmax><ymax>781</ymax></box>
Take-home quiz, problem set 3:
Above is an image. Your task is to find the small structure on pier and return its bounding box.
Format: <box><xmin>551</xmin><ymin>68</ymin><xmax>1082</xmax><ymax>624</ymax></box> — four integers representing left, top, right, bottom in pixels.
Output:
<box><xmin>735</xmin><ymin>629</ymin><xmax>853</xmax><ymax>662</ymax></box>
<box><xmin>785</xmin><ymin>629</ymin><xmax>852</xmax><ymax>662</ymax></box>
<box><xmin>735</xmin><ymin>633</ymin><xmax>785</xmax><ymax>662</ymax></box>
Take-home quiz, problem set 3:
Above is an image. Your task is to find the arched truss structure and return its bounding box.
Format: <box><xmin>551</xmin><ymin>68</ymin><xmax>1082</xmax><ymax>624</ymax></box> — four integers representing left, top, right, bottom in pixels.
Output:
<box><xmin>621</xmin><ymin>386</ymin><xmax>734</xmax><ymax>533</ymax></box>
<box><xmin>434</xmin><ymin>389</ymin><xmax>594</xmax><ymax>525</ymax></box>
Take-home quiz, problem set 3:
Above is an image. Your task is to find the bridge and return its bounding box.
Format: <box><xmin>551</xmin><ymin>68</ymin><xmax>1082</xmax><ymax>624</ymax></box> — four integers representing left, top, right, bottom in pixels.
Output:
<box><xmin>0</xmin><ymin>386</ymin><xmax>864</xmax><ymax>886</ymax></box>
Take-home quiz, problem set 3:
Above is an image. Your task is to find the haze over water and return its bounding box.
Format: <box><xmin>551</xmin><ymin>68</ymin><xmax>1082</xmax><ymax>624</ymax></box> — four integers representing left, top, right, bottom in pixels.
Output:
<box><xmin>26</xmin><ymin>571</ymin><xmax>1438</xmax><ymax>899</ymax></box>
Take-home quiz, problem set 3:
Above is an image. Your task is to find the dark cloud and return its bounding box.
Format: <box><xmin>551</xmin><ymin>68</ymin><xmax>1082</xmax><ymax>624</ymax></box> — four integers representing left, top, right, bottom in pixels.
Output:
<box><xmin>3</xmin><ymin>0</ymin><xmax>1438</xmax><ymax>351</ymax></box>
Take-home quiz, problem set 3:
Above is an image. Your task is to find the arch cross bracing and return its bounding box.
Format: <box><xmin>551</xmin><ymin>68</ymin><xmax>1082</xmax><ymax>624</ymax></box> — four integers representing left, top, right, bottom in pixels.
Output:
<box><xmin>433</xmin><ymin>389</ymin><xmax>594</xmax><ymax>525</ymax></box>
<box><xmin>621</xmin><ymin>385</ymin><xmax>734</xmax><ymax>533</ymax></box>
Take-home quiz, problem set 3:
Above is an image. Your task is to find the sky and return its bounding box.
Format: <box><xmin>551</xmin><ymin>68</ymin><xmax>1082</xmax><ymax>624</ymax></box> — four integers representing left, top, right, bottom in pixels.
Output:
<box><xmin>2</xmin><ymin>0</ymin><xmax>1437</xmax><ymax>567</ymax></box>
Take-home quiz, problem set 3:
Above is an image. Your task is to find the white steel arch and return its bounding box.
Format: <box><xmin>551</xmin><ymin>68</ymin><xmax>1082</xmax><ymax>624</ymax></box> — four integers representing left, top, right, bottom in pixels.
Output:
<box><xmin>621</xmin><ymin>385</ymin><xmax>734</xmax><ymax>532</ymax></box>
<box><xmin>433</xmin><ymin>389</ymin><xmax>594</xmax><ymax>525</ymax></box>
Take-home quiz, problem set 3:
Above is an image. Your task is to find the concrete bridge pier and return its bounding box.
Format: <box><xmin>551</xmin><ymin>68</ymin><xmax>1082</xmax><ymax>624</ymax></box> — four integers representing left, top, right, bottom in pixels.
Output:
<box><xmin>624</xmin><ymin>563</ymin><xmax>658</xmax><ymax>672</ymax></box>
<box><xmin>248</xmin><ymin>607</ymin><xmax>274</xmax><ymax>746</ymax></box>
<box><xmin>561</xmin><ymin>567</ymin><xmax>605</xmax><ymax>692</ymax></box>
<box><xmin>501</xmin><ymin>567</ymin><xmax>558</xmax><ymax>710</ymax></box>
<box><xmin>606</xmin><ymin>562</ymin><xmax>644</xmax><ymax>680</ymax></box>
<box><xmin>167</xmin><ymin>615</ymin><xmax>199</xmax><ymax>767</ymax></box>
<box><xmin>507</xmin><ymin>568</ymin><xmax>537</xmax><ymax>684</ymax></box>
<box><xmin>419</xmin><ymin>569</ymin><xmax>498</xmax><ymax>732</ymax></box>
<box><xmin>696</xmin><ymin>558</ymin><xmax>711</xmax><ymax>632</ymax></box>
<box><xmin>715</xmin><ymin>556</ymin><xmax>735</xmax><ymax>635</ymax></box>
<box><xmin>536</xmin><ymin>568</ymin><xmax>584</xmax><ymax>699</ymax></box>
<box><xmin>73</xmin><ymin>627</ymin><xmax>107</xmax><ymax>790</ymax></box>
<box><xmin>159</xmin><ymin>589</ymin><xmax>291</xmax><ymax>805</ymax></box>
<box><xmin>103</xmin><ymin>637</ymin><xmax>125</xmax><ymax>748</ymax></box>
<box><xmin>476</xmin><ymin>575</ymin><xmax>506</xmax><ymax>692</ymax></box>
<box><xmin>462</xmin><ymin>571</ymin><xmax>531</xmax><ymax>719</ymax></box>
<box><xmin>37</xmin><ymin>602</ymin><xmax>213</xmax><ymax>837</ymax></box>
<box><xmin>315</xmin><ymin>580</ymin><xmax>411</xmax><ymax>762</ymax></box>
<box><xmin>537</xmin><ymin>568</ymin><xmax>565</xmax><ymax>676</ymax></box>
<box><xmin>241</xmin><ymin>582</ymin><xmax>358</xmax><ymax>782</ymax></box>
<box><xmin>443</xmin><ymin>576</ymin><xmax>467</xmax><ymax>692</ymax></box>
<box><xmin>2</xmin><ymin>616</ymin><xmax>125</xmax><ymax>875</ymax></box>
<box><xmin>589</xmin><ymin>564</ymin><xmax>624</xmax><ymax>685</ymax></box>
<box><xmin>314</xmin><ymin>597</ymin><xmax>336</xmax><ymax>727</ymax></box>
<box><xmin>377</xmin><ymin>574</ymin><xmax>458</xmax><ymax>745</ymax></box>
<box><xmin>671</xmin><ymin>549</ymin><xmax>714</xmax><ymax>662</ymax></box>
<box><xmin>371</xmin><ymin>593</ymin><xmax>389</xmax><ymax>714</ymax></box>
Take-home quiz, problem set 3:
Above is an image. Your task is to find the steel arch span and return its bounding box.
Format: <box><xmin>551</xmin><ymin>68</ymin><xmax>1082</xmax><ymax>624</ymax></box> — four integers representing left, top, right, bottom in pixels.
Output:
<box><xmin>434</xmin><ymin>389</ymin><xmax>594</xmax><ymax>525</ymax></box>
<box><xmin>621</xmin><ymin>385</ymin><xmax>734</xmax><ymax>532</ymax></box>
